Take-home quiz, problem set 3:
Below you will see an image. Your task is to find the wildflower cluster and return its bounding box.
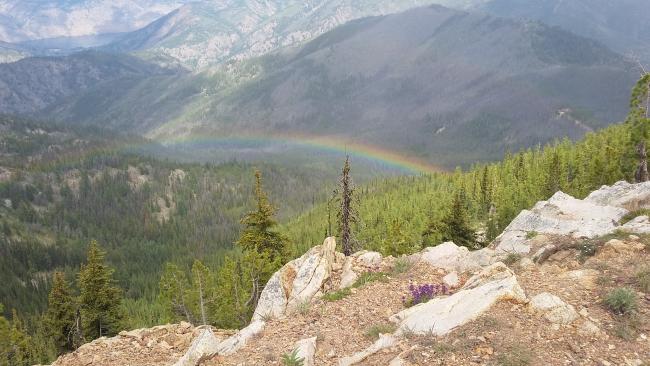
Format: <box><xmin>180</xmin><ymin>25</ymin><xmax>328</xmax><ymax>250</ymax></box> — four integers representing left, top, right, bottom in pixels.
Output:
<box><xmin>403</xmin><ymin>283</ymin><xmax>449</xmax><ymax>307</ymax></box>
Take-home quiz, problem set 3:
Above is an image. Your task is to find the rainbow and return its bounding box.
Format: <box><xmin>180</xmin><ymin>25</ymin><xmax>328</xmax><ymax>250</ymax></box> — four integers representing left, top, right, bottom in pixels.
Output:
<box><xmin>157</xmin><ymin>133</ymin><xmax>441</xmax><ymax>174</ymax></box>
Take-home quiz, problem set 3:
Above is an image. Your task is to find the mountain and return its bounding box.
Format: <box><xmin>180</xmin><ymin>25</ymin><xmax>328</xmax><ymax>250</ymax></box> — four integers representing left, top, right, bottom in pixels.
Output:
<box><xmin>472</xmin><ymin>0</ymin><xmax>650</xmax><ymax>62</ymax></box>
<box><xmin>146</xmin><ymin>5</ymin><xmax>637</xmax><ymax>167</ymax></box>
<box><xmin>104</xmin><ymin>0</ymin><xmax>441</xmax><ymax>69</ymax></box>
<box><xmin>0</xmin><ymin>50</ymin><xmax>179</xmax><ymax>116</ymax></box>
<box><xmin>0</xmin><ymin>0</ymin><xmax>191</xmax><ymax>42</ymax></box>
<box><xmin>0</xmin><ymin>39</ymin><xmax>28</xmax><ymax>62</ymax></box>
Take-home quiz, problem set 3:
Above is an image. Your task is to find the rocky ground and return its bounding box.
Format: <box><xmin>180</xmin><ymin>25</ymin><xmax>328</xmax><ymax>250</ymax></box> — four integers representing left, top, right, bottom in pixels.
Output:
<box><xmin>206</xmin><ymin>234</ymin><xmax>649</xmax><ymax>366</ymax></box>
<box><xmin>46</xmin><ymin>181</ymin><xmax>650</xmax><ymax>366</ymax></box>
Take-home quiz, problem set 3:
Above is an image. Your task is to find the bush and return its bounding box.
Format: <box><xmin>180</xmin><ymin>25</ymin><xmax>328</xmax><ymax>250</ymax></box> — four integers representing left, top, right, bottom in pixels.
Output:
<box><xmin>403</xmin><ymin>283</ymin><xmax>449</xmax><ymax>307</ymax></box>
<box><xmin>364</xmin><ymin>323</ymin><xmax>397</xmax><ymax>340</ymax></box>
<box><xmin>281</xmin><ymin>349</ymin><xmax>304</xmax><ymax>366</ymax></box>
<box><xmin>496</xmin><ymin>345</ymin><xmax>532</xmax><ymax>366</ymax></box>
<box><xmin>503</xmin><ymin>253</ymin><xmax>521</xmax><ymax>265</ymax></box>
<box><xmin>604</xmin><ymin>288</ymin><xmax>638</xmax><ymax>315</ymax></box>
<box><xmin>525</xmin><ymin>231</ymin><xmax>538</xmax><ymax>239</ymax></box>
<box><xmin>620</xmin><ymin>209</ymin><xmax>650</xmax><ymax>224</ymax></box>
<box><xmin>637</xmin><ymin>267</ymin><xmax>650</xmax><ymax>293</ymax></box>
<box><xmin>392</xmin><ymin>257</ymin><xmax>413</xmax><ymax>275</ymax></box>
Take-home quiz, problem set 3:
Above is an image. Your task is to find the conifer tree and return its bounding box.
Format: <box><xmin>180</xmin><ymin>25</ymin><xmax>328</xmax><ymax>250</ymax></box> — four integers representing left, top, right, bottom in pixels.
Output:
<box><xmin>337</xmin><ymin>156</ymin><xmax>358</xmax><ymax>256</ymax></box>
<box><xmin>441</xmin><ymin>189</ymin><xmax>477</xmax><ymax>249</ymax></box>
<box><xmin>159</xmin><ymin>263</ymin><xmax>192</xmax><ymax>324</ymax></box>
<box><xmin>8</xmin><ymin>309</ymin><xmax>33</xmax><ymax>365</ymax></box>
<box><xmin>78</xmin><ymin>240</ymin><xmax>124</xmax><ymax>340</ymax></box>
<box><xmin>0</xmin><ymin>305</ymin><xmax>11</xmax><ymax>364</ymax></box>
<box><xmin>188</xmin><ymin>260</ymin><xmax>212</xmax><ymax>326</ymax></box>
<box><xmin>45</xmin><ymin>272</ymin><xmax>79</xmax><ymax>354</ymax></box>
<box><xmin>628</xmin><ymin>73</ymin><xmax>650</xmax><ymax>182</ymax></box>
<box><xmin>237</xmin><ymin>170</ymin><xmax>288</xmax><ymax>259</ymax></box>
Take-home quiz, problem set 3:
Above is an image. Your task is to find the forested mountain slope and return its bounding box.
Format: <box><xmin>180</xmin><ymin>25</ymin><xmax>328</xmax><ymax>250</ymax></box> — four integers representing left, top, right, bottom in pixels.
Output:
<box><xmin>0</xmin><ymin>51</ymin><xmax>180</xmax><ymax>116</ymax></box>
<box><xmin>0</xmin><ymin>116</ymin><xmax>337</xmax><ymax>319</ymax></box>
<box><xmin>149</xmin><ymin>4</ymin><xmax>638</xmax><ymax>167</ymax></box>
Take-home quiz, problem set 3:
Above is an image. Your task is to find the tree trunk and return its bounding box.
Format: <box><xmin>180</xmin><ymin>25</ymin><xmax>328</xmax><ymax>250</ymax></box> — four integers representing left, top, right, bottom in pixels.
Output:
<box><xmin>636</xmin><ymin>141</ymin><xmax>649</xmax><ymax>183</ymax></box>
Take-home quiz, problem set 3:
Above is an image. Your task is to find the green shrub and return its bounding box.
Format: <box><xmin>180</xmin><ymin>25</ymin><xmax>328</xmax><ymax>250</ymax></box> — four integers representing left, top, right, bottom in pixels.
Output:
<box><xmin>496</xmin><ymin>345</ymin><xmax>533</xmax><ymax>366</ymax></box>
<box><xmin>637</xmin><ymin>267</ymin><xmax>650</xmax><ymax>293</ymax></box>
<box><xmin>525</xmin><ymin>231</ymin><xmax>538</xmax><ymax>239</ymax></box>
<box><xmin>604</xmin><ymin>288</ymin><xmax>638</xmax><ymax>315</ymax></box>
<box><xmin>364</xmin><ymin>323</ymin><xmax>397</xmax><ymax>340</ymax></box>
<box><xmin>322</xmin><ymin>288</ymin><xmax>351</xmax><ymax>302</ymax></box>
<box><xmin>392</xmin><ymin>257</ymin><xmax>413</xmax><ymax>274</ymax></box>
<box><xmin>503</xmin><ymin>253</ymin><xmax>521</xmax><ymax>265</ymax></box>
<box><xmin>620</xmin><ymin>209</ymin><xmax>650</xmax><ymax>224</ymax></box>
<box><xmin>281</xmin><ymin>349</ymin><xmax>304</xmax><ymax>366</ymax></box>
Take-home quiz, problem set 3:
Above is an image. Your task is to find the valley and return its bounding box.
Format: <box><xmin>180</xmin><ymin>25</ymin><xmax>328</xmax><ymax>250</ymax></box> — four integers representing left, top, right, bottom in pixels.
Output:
<box><xmin>0</xmin><ymin>1</ymin><xmax>648</xmax><ymax>365</ymax></box>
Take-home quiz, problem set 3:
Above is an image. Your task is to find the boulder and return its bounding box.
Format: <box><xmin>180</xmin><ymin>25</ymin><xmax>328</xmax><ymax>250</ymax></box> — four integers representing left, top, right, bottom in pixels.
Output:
<box><xmin>492</xmin><ymin>191</ymin><xmax>627</xmax><ymax>254</ymax></box>
<box><xmin>338</xmin><ymin>334</ymin><xmax>398</xmax><ymax>366</ymax></box>
<box><xmin>585</xmin><ymin>181</ymin><xmax>650</xmax><ymax>211</ymax></box>
<box><xmin>390</xmin><ymin>263</ymin><xmax>526</xmax><ymax>336</ymax></box>
<box><xmin>529</xmin><ymin>293</ymin><xmax>578</xmax><ymax>325</ymax></box>
<box><xmin>173</xmin><ymin>329</ymin><xmax>221</xmax><ymax>366</ymax></box>
<box><xmin>443</xmin><ymin>272</ymin><xmax>460</xmax><ymax>288</ymax></box>
<box><xmin>601</xmin><ymin>239</ymin><xmax>646</xmax><ymax>258</ymax></box>
<box><xmin>621</xmin><ymin>216</ymin><xmax>650</xmax><ymax>234</ymax></box>
<box><xmin>294</xmin><ymin>337</ymin><xmax>317</xmax><ymax>366</ymax></box>
<box><xmin>339</xmin><ymin>257</ymin><xmax>359</xmax><ymax>289</ymax></box>
<box><xmin>420</xmin><ymin>242</ymin><xmax>469</xmax><ymax>271</ymax></box>
<box><xmin>215</xmin><ymin>320</ymin><xmax>265</xmax><ymax>356</ymax></box>
<box><xmin>561</xmin><ymin>269</ymin><xmax>599</xmax><ymax>289</ymax></box>
<box><xmin>253</xmin><ymin>237</ymin><xmax>337</xmax><ymax>321</ymax></box>
<box><xmin>356</xmin><ymin>251</ymin><xmax>383</xmax><ymax>267</ymax></box>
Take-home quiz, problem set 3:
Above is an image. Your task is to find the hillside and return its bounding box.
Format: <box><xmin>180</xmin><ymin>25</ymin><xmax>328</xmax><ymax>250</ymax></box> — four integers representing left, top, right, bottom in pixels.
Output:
<box><xmin>45</xmin><ymin>180</ymin><xmax>650</xmax><ymax>365</ymax></box>
<box><xmin>149</xmin><ymin>5</ymin><xmax>637</xmax><ymax>167</ymax></box>
<box><xmin>0</xmin><ymin>0</ymin><xmax>190</xmax><ymax>42</ymax></box>
<box><xmin>0</xmin><ymin>51</ymin><xmax>180</xmax><ymax>116</ymax></box>
<box><xmin>0</xmin><ymin>116</ymin><xmax>345</xmax><ymax>319</ymax></box>
<box><xmin>104</xmin><ymin>0</ymin><xmax>440</xmax><ymax>70</ymax></box>
<box><xmin>474</xmin><ymin>0</ymin><xmax>650</xmax><ymax>62</ymax></box>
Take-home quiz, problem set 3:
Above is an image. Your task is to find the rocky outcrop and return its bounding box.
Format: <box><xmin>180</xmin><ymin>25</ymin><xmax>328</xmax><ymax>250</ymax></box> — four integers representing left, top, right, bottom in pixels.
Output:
<box><xmin>173</xmin><ymin>329</ymin><xmax>222</xmax><ymax>366</ymax></box>
<box><xmin>294</xmin><ymin>337</ymin><xmax>317</xmax><ymax>366</ymax></box>
<box><xmin>621</xmin><ymin>216</ymin><xmax>650</xmax><ymax>234</ymax></box>
<box><xmin>390</xmin><ymin>263</ymin><xmax>526</xmax><ymax>336</ymax></box>
<box><xmin>50</xmin><ymin>323</ymin><xmax>234</xmax><ymax>366</ymax></box>
<box><xmin>419</xmin><ymin>242</ymin><xmax>500</xmax><ymax>273</ymax></box>
<box><xmin>253</xmin><ymin>237</ymin><xmax>337</xmax><ymax>321</ymax></box>
<box><xmin>585</xmin><ymin>181</ymin><xmax>650</xmax><ymax>211</ymax></box>
<box><xmin>529</xmin><ymin>292</ymin><xmax>579</xmax><ymax>325</ymax></box>
<box><xmin>492</xmin><ymin>191</ymin><xmax>628</xmax><ymax>254</ymax></box>
<box><xmin>338</xmin><ymin>334</ymin><xmax>398</xmax><ymax>366</ymax></box>
<box><xmin>214</xmin><ymin>320</ymin><xmax>265</xmax><ymax>356</ymax></box>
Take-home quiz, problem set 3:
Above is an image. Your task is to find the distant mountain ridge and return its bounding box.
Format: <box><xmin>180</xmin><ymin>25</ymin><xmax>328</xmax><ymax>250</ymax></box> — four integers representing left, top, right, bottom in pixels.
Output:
<box><xmin>0</xmin><ymin>0</ymin><xmax>191</xmax><ymax>42</ymax></box>
<box><xmin>103</xmin><ymin>0</ymin><xmax>442</xmax><ymax>69</ymax></box>
<box><xmin>145</xmin><ymin>5</ymin><xmax>637</xmax><ymax>166</ymax></box>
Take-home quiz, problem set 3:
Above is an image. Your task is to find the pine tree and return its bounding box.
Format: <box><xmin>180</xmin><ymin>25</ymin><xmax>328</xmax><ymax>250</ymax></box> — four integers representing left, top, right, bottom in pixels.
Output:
<box><xmin>337</xmin><ymin>156</ymin><xmax>358</xmax><ymax>256</ymax></box>
<box><xmin>0</xmin><ymin>305</ymin><xmax>11</xmax><ymax>365</ymax></box>
<box><xmin>237</xmin><ymin>170</ymin><xmax>288</xmax><ymax>259</ymax></box>
<box><xmin>188</xmin><ymin>260</ymin><xmax>212</xmax><ymax>326</ymax></box>
<box><xmin>45</xmin><ymin>272</ymin><xmax>79</xmax><ymax>354</ymax></box>
<box><xmin>628</xmin><ymin>74</ymin><xmax>650</xmax><ymax>182</ymax></box>
<box><xmin>78</xmin><ymin>240</ymin><xmax>124</xmax><ymax>340</ymax></box>
<box><xmin>8</xmin><ymin>310</ymin><xmax>33</xmax><ymax>365</ymax></box>
<box><xmin>159</xmin><ymin>263</ymin><xmax>192</xmax><ymax>324</ymax></box>
<box><xmin>441</xmin><ymin>189</ymin><xmax>478</xmax><ymax>249</ymax></box>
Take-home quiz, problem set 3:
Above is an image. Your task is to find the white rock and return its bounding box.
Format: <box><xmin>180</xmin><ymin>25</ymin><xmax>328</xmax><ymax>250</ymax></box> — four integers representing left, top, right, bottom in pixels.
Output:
<box><xmin>519</xmin><ymin>257</ymin><xmax>535</xmax><ymax>269</ymax></box>
<box><xmin>339</xmin><ymin>257</ymin><xmax>359</xmax><ymax>289</ymax></box>
<box><xmin>253</xmin><ymin>237</ymin><xmax>336</xmax><ymax>321</ymax></box>
<box><xmin>443</xmin><ymin>272</ymin><xmax>460</xmax><ymax>288</ymax></box>
<box><xmin>621</xmin><ymin>216</ymin><xmax>650</xmax><ymax>234</ymax></box>
<box><xmin>493</xmin><ymin>191</ymin><xmax>628</xmax><ymax>254</ymax></box>
<box><xmin>173</xmin><ymin>329</ymin><xmax>221</xmax><ymax>366</ymax></box>
<box><xmin>578</xmin><ymin>319</ymin><xmax>602</xmax><ymax>337</ymax></box>
<box><xmin>529</xmin><ymin>292</ymin><xmax>578</xmax><ymax>324</ymax></box>
<box><xmin>391</xmin><ymin>263</ymin><xmax>526</xmax><ymax>336</ymax></box>
<box><xmin>420</xmin><ymin>242</ymin><xmax>469</xmax><ymax>271</ymax></box>
<box><xmin>585</xmin><ymin>181</ymin><xmax>650</xmax><ymax>211</ymax></box>
<box><xmin>338</xmin><ymin>334</ymin><xmax>397</xmax><ymax>366</ymax></box>
<box><xmin>357</xmin><ymin>251</ymin><xmax>383</xmax><ymax>267</ymax></box>
<box><xmin>389</xmin><ymin>356</ymin><xmax>406</xmax><ymax>366</ymax></box>
<box><xmin>294</xmin><ymin>337</ymin><xmax>317</xmax><ymax>366</ymax></box>
<box><xmin>459</xmin><ymin>248</ymin><xmax>499</xmax><ymax>272</ymax></box>
<box><xmin>215</xmin><ymin>320</ymin><xmax>265</xmax><ymax>356</ymax></box>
